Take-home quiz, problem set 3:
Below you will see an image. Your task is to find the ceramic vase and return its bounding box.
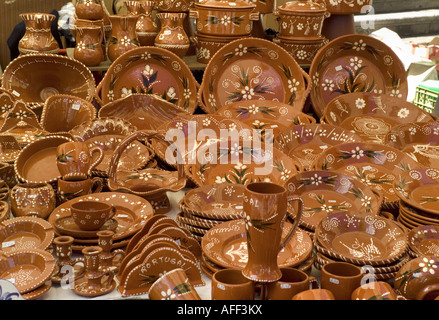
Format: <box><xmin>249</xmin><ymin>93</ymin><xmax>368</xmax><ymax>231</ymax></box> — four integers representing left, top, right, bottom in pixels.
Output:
<box><xmin>154</xmin><ymin>12</ymin><xmax>190</xmax><ymax>58</ymax></box>
<box><xmin>52</xmin><ymin>236</ymin><xmax>85</xmax><ymax>284</ymax></box>
<box><xmin>18</xmin><ymin>13</ymin><xmax>59</xmax><ymax>55</ymax></box>
<box><xmin>108</xmin><ymin>14</ymin><xmax>140</xmax><ymax>62</ymax></box>
<box><xmin>97</xmin><ymin>230</ymin><xmax>126</xmax><ymax>272</ymax></box>
<box><xmin>10</xmin><ymin>183</ymin><xmax>56</xmax><ymax>219</ymax></box>
<box><xmin>74</xmin><ymin>26</ymin><xmax>104</xmax><ymax>66</ymax></box>
<box><xmin>75</xmin><ymin>0</ymin><xmax>104</xmax><ymax>20</ymax></box>
<box><xmin>125</xmin><ymin>0</ymin><xmax>159</xmax><ymax>46</ymax></box>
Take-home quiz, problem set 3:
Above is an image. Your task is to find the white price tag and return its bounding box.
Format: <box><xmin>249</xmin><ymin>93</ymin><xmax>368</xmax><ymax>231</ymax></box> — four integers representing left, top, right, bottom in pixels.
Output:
<box><xmin>280</xmin><ymin>283</ymin><xmax>291</xmax><ymax>289</ymax></box>
<box><xmin>72</xmin><ymin>103</ymin><xmax>81</xmax><ymax>110</ymax></box>
<box><xmin>217</xmin><ymin>284</ymin><xmax>226</xmax><ymax>290</ymax></box>
<box><xmin>164</xmin><ymin>30</ymin><xmax>172</xmax><ymax>35</ymax></box>
<box><xmin>12</xmin><ymin>90</ymin><xmax>20</xmax><ymax>97</ymax></box>
<box><xmin>335</xmin><ymin>65</ymin><xmax>343</xmax><ymax>71</ymax></box>
<box><xmin>330</xmin><ymin>277</ymin><xmax>339</xmax><ymax>284</ymax></box>
<box><xmin>2</xmin><ymin>241</ymin><xmax>15</xmax><ymax>248</ymax></box>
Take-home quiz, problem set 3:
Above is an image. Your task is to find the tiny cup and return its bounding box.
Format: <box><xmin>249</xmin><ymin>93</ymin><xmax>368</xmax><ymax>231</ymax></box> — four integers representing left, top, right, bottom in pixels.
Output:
<box><xmin>212</xmin><ymin>268</ymin><xmax>255</xmax><ymax>300</ymax></box>
<box><xmin>70</xmin><ymin>200</ymin><xmax>115</xmax><ymax>231</ymax></box>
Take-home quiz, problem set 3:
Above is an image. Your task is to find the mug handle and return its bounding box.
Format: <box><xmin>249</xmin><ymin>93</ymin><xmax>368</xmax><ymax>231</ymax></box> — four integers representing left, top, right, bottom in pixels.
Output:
<box><xmin>87</xmin><ymin>146</ymin><xmax>104</xmax><ymax>176</ymax></box>
<box><xmin>308</xmin><ymin>276</ymin><xmax>320</xmax><ymax>290</ymax></box>
<box><xmin>108</xmin><ymin>205</ymin><xmax>116</xmax><ymax>220</ymax></box>
<box><xmin>280</xmin><ymin>196</ymin><xmax>304</xmax><ymax>250</ymax></box>
<box><xmin>90</xmin><ymin>177</ymin><xmax>104</xmax><ymax>193</ymax></box>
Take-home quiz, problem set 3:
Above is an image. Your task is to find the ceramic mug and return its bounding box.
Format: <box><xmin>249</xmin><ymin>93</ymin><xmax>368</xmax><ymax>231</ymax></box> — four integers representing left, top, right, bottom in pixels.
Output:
<box><xmin>242</xmin><ymin>182</ymin><xmax>304</xmax><ymax>282</ymax></box>
<box><xmin>320</xmin><ymin>261</ymin><xmax>364</xmax><ymax>300</ymax></box>
<box><xmin>351</xmin><ymin>281</ymin><xmax>406</xmax><ymax>300</ymax></box>
<box><xmin>57</xmin><ymin>177</ymin><xmax>104</xmax><ymax>203</ymax></box>
<box><xmin>56</xmin><ymin>141</ymin><xmax>104</xmax><ymax>181</ymax></box>
<box><xmin>266</xmin><ymin>267</ymin><xmax>319</xmax><ymax>300</ymax></box>
<box><xmin>212</xmin><ymin>268</ymin><xmax>255</xmax><ymax>300</ymax></box>
<box><xmin>148</xmin><ymin>268</ymin><xmax>201</xmax><ymax>300</ymax></box>
<box><xmin>292</xmin><ymin>289</ymin><xmax>335</xmax><ymax>300</ymax></box>
<box><xmin>70</xmin><ymin>200</ymin><xmax>116</xmax><ymax>231</ymax></box>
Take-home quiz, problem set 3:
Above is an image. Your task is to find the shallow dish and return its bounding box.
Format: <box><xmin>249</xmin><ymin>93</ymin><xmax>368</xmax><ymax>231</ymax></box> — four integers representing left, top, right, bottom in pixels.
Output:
<box><xmin>407</xmin><ymin>225</ymin><xmax>439</xmax><ymax>257</ymax></box>
<box><xmin>309</xmin><ymin>34</ymin><xmax>408</xmax><ymax>118</ymax></box>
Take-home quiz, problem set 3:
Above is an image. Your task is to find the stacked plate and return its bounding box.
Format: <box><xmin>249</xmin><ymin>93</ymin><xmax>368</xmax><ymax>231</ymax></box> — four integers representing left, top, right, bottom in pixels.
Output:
<box><xmin>394</xmin><ymin>168</ymin><xmax>439</xmax><ymax>230</ymax></box>
<box><xmin>406</xmin><ymin>225</ymin><xmax>439</xmax><ymax>258</ymax></box>
<box><xmin>313</xmin><ymin>212</ymin><xmax>409</xmax><ymax>280</ymax></box>
<box><xmin>177</xmin><ymin>184</ymin><xmax>245</xmax><ymax>241</ymax></box>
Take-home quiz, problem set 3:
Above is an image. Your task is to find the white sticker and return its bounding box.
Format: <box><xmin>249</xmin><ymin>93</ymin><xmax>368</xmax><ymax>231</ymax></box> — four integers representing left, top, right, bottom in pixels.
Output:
<box><xmin>217</xmin><ymin>284</ymin><xmax>226</xmax><ymax>290</ymax></box>
<box><xmin>2</xmin><ymin>241</ymin><xmax>15</xmax><ymax>248</ymax></box>
<box><xmin>328</xmin><ymin>200</ymin><xmax>336</xmax><ymax>203</ymax></box>
<box><xmin>363</xmin><ymin>165</ymin><xmax>372</xmax><ymax>171</ymax></box>
<box><xmin>72</xmin><ymin>103</ymin><xmax>81</xmax><ymax>110</ymax></box>
<box><xmin>12</xmin><ymin>90</ymin><xmax>20</xmax><ymax>97</ymax></box>
<box><xmin>280</xmin><ymin>283</ymin><xmax>291</xmax><ymax>289</ymax></box>
<box><xmin>330</xmin><ymin>277</ymin><xmax>339</xmax><ymax>284</ymax></box>
<box><xmin>164</xmin><ymin>30</ymin><xmax>172</xmax><ymax>35</ymax></box>
<box><xmin>335</xmin><ymin>65</ymin><xmax>343</xmax><ymax>71</ymax></box>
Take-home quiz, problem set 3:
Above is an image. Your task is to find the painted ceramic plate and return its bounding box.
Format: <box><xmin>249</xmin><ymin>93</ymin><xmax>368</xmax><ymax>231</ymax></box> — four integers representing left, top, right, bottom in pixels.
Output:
<box><xmin>274</xmin><ymin>123</ymin><xmax>363</xmax><ymax>171</ymax></box>
<box><xmin>394</xmin><ymin>168</ymin><xmax>439</xmax><ymax>216</ymax></box>
<box><xmin>312</xmin><ymin>142</ymin><xmax>423</xmax><ymax>205</ymax></box>
<box><xmin>407</xmin><ymin>225</ymin><xmax>439</xmax><ymax>257</ymax></box>
<box><xmin>323</xmin><ymin>92</ymin><xmax>435</xmax><ymax>143</ymax></box>
<box><xmin>201</xmin><ymin>219</ymin><xmax>313</xmax><ymax>269</ymax></box>
<box><xmin>97</xmin><ymin>93</ymin><xmax>190</xmax><ymax>131</ymax></box>
<box><xmin>97</xmin><ymin>47</ymin><xmax>198</xmax><ymax>113</ymax></box>
<box><xmin>315</xmin><ymin>212</ymin><xmax>408</xmax><ymax>266</ymax></box>
<box><xmin>199</xmin><ymin>37</ymin><xmax>311</xmax><ymax>113</ymax></box>
<box><xmin>214</xmin><ymin>99</ymin><xmax>316</xmax><ymax>139</ymax></box>
<box><xmin>1</xmin><ymin>53</ymin><xmax>95</xmax><ymax>108</ymax></box>
<box><xmin>309</xmin><ymin>34</ymin><xmax>408</xmax><ymax>118</ymax></box>
<box><xmin>48</xmin><ymin>192</ymin><xmax>154</xmax><ymax>241</ymax></box>
<box><xmin>284</xmin><ymin>170</ymin><xmax>382</xmax><ymax>231</ymax></box>
<box><xmin>398</xmin><ymin>200</ymin><xmax>439</xmax><ymax>226</ymax></box>
<box><xmin>385</xmin><ymin>122</ymin><xmax>439</xmax><ymax>168</ymax></box>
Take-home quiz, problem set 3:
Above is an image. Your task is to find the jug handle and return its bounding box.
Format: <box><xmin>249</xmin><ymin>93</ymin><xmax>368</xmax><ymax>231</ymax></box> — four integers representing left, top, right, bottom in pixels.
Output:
<box><xmin>281</xmin><ymin>196</ymin><xmax>304</xmax><ymax>250</ymax></box>
<box><xmin>87</xmin><ymin>146</ymin><xmax>104</xmax><ymax>176</ymax></box>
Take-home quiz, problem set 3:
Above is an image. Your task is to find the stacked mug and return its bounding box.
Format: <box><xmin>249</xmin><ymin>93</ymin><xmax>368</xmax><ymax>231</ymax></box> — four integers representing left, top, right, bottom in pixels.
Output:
<box><xmin>273</xmin><ymin>0</ymin><xmax>329</xmax><ymax>67</ymax></box>
<box><xmin>189</xmin><ymin>0</ymin><xmax>258</xmax><ymax>64</ymax></box>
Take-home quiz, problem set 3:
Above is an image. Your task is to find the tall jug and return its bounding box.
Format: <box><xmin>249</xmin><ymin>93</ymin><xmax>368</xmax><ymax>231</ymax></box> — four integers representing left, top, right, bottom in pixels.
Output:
<box><xmin>74</xmin><ymin>25</ymin><xmax>104</xmax><ymax>66</ymax></box>
<box><xmin>125</xmin><ymin>0</ymin><xmax>159</xmax><ymax>46</ymax></box>
<box><xmin>108</xmin><ymin>14</ymin><xmax>140</xmax><ymax>62</ymax></box>
<box><xmin>18</xmin><ymin>13</ymin><xmax>60</xmax><ymax>55</ymax></box>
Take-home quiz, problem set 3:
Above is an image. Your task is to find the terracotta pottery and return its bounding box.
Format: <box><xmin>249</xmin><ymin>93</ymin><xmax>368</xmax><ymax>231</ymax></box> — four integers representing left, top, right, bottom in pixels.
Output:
<box><xmin>320</xmin><ymin>261</ymin><xmax>363</xmax><ymax>300</ymax></box>
<box><xmin>97</xmin><ymin>230</ymin><xmax>126</xmax><ymax>272</ymax></box>
<box><xmin>74</xmin><ymin>26</ymin><xmax>104</xmax><ymax>67</ymax></box>
<box><xmin>212</xmin><ymin>268</ymin><xmax>255</xmax><ymax>300</ymax></box>
<box><xmin>125</xmin><ymin>1</ymin><xmax>159</xmax><ymax>46</ymax></box>
<box><xmin>292</xmin><ymin>288</ymin><xmax>335</xmax><ymax>300</ymax></box>
<box><xmin>273</xmin><ymin>36</ymin><xmax>328</xmax><ymax>67</ymax></box>
<box><xmin>57</xmin><ymin>177</ymin><xmax>104</xmax><ymax>203</ymax></box>
<box><xmin>18</xmin><ymin>13</ymin><xmax>59</xmax><ymax>55</ymax></box>
<box><xmin>266</xmin><ymin>267</ymin><xmax>319</xmax><ymax>300</ymax></box>
<box><xmin>148</xmin><ymin>268</ymin><xmax>202</xmax><ymax>300</ymax></box>
<box><xmin>242</xmin><ymin>182</ymin><xmax>304</xmax><ymax>282</ymax></box>
<box><xmin>0</xmin><ymin>135</ymin><xmax>22</xmax><ymax>165</ymax></box>
<box><xmin>154</xmin><ymin>13</ymin><xmax>190</xmax><ymax>58</ymax></box>
<box><xmin>107</xmin><ymin>14</ymin><xmax>140</xmax><ymax>62</ymax></box>
<box><xmin>189</xmin><ymin>0</ymin><xmax>259</xmax><ymax>37</ymax></box>
<box><xmin>70</xmin><ymin>200</ymin><xmax>116</xmax><ymax>231</ymax></box>
<box><xmin>0</xmin><ymin>201</ymin><xmax>11</xmax><ymax>223</ymax></box>
<box><xmin>317</xmin><ymin>0</ymin><xmax>373</xmax><ymax>15</ymax></box>
<box><xmin>156</xmin><ymin>0</ymin><xmax>193</xmax><ymax>12</ymax></box>
<box><xmin>393</xmin><ymin>255</ymin><xmax>439</xmax><ymax>300</ymax></box>
<box><xmin>0</xmin><ymin>162</ymin><xmax>18</xmax><ymax>188</ymax></box>
<box><xmin>52</xmin><ymin>236</ymin><xmax>85</xmax><ymax>284</ymax></box>
<box><xmin>351</xmin><ymin>281</ymin><xmax>405</xmax><ymax>300</ymax></box>
<box><xmin>40</xmin><ymin>94</ymin><xmax>96</xmax><ymax>134</ymax></box>
<box><xmin>10</xmin><ymin>183</ymin><xmax>56</xmax><ymax>219</ymax></box>
<box><xmin>56</xmin><ymin>141</ymin><xmax>104</xmax><ymax>181</ymax></box>
<box><xmin>274</xmin><ymin>0</ymin><xmax>330</xmax><ymax>38</ymax></box>
<box><xmin>1</xmin><ymin>53</ymin><xmax>96</xmax><ymax>108</ymax></box>
<box><xmin>72</xmin><ymin>246</ymin><xmax>116</xmax><ymax>297</ymax></box>
<box><xmin>191</xmin><ymin>33</ymin><xmax>245</xmax><ymax>64</ymax></box>
<box><xmin>407</xmin><ymin>225</ymin><xmax>439</xmax><ymax>258</ymax></box>
<box><xmin>75</xmin><ymin>0</ymin><xmax>104</xmax><ymax>20</ymax></box>
<box><xmin>73</xmin><ymin>18</ymin><xmax>107</xmax><ymax>61</ymax></box>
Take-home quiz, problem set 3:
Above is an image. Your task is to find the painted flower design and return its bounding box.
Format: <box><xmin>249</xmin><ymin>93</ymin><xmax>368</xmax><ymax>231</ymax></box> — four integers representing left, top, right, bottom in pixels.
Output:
<box><xmin>355</xmin><ymin>98</ymin><xmax>366</xmax><ymax>109</ymax></box>
<box><xmin>202</xmin><ymin>118</ymin><xmax>211</xmax><ymax>126</ymax></box>
<box><xmin>361</xmin><ymin>195</ymin><xmax>372</xmax><ymax>208</ymax></box>
<box><xmin>296</xmin><ymin>50</ymin><xmax>307</xmax><ymax>60</ymax></box>
<box><xmin>352</xmin><ymin>39</ymin><xmax>366</xmax><ymax>51</ymax></box>
<box><xmin>281</xmin><ymin>169</ymin><xmax>291</xmax><ymax>181</ymax></box>
<box><xmin>230</xmin><ymin>143</ymin><xmax>242</xmax><ymax>156</ymax></box>
<box><xmin>241</xmin><ymin>86</ymin><xmax>255</xmax><ymax>100</ymax></box>
<box><xmin>391</xmin><ymin>89</ymin><xmax>403</xmax><ymax>98</ymax></box>
<box><xmin>397</xmin><ymin>108</ymin><xmax>409</xmax><ymax>118</ymax></box>
<box><xmin>121</xmin><ymin>87</ymin><xmax>132</xmax><ymax>98</ymax></box>
<box><xmin>120</xmin><ymin>36</ymin><xmax>131</xmax><ymax>46</ymax></box>
<box><xmin>350</xmin><ymin>57</ymin><xmax>363</xmax><ymax>70</ymax></box>
<box><xmin>351</xmin><ymin>146</ymin><xmax>364</xmax><ymax>159</ymax></box>
<box><xmin>215</xmin><ymin>176</ymin><xmax>226</xmax><ymax>184</ymax></box>
<box><xmin>160</xmin><ymin>289</ymin><xmax>176</xmax><ymax>300</ymax></box>
<box><xmin>141</xmin><ymin>52</ymin><xmax>151</xmax><ymax>60</ymax></box>
<box><xmin>322</xmin><ymin>79</ymin><xmax>334</xmax><ymax>91</ymax></box>
<box><xmin>419</xmin><ymin>257</ymin><xmax>437</xmax><ymax>275</ymax></box>
<box><xmin>142</xmin><ymin>65</ymin><xmax>154</xmax><ymax>77</ymax></box>
<box><xmin>220</xmin><ymin>15</ymin><xmax>231</xmax><ymax>25</ymax></box>
<box><xmin>167</xmin><ymin>87</ymin><xmax>176</xmax><ymax>99</ymax></box>
<box><xmin>234</xmin><ymin>44</ymin><xmax>247</xmax><ymax>56</ymax></box>
<box><xmin>248</xmin><ymin>104</ymin><xmax>259</xmax><ymax>114</ymax></box>
<box><xmin>296</xmin><ymin>23</ymin><xmax>304</xmax><ymax>30</ymax></box>
<box><xmin>183</xmin><ymin>88</ymin><xmax>191</xmax><ymax>99</ymax></box>
<box><xmin>408</xmin><ymin>127</ymin><xmax>416</xmax><ymax>135</ymax></box>
<box><xmin>244</xmin><ymin>214</ymin><xmax>252</xmax><ymax>230</ymax></box>
<box><xmin>282</xmin><ymin>22</ymin><xmax>288</xmax><ymax>29</ymax></box>
<box><xmin>76</xmin><ymin>41</ymin><xmax>86</xmax><ymax>51</ymax></box>
<box><xmin>107</xmin><ymin>90</ymin><xmax>114</xmax><ymax>101</ymax></box>
<box><xmin>175</xmin><ymin>121</ymin><xmax>184</xmax><ymax>130</ymax></box>
<box><xmin>208</xmin><ymin>93</ymin><xmax>216</xmax><ymax>108</ymax></box>
<box><xmin>310</xmin><ymin>173</ymin><xmax>323</xmax><ymax>186</ymax></box>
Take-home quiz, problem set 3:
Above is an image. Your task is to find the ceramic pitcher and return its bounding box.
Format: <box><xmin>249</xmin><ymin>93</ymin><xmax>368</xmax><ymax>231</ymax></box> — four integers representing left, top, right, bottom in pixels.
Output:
<box><xmin>125</xmin><ymin>0</ymin><xmax>159</xmax><ymax>46</ymax></box>
<box><xmin>242</xmin><ymin>182</ymin><xmax>304</xmax><ymax>283</ymax></box>
<box><xmin>74</xmin><ymin>26</ymin><xmax>104</xmax><ymax>67</ymax></box>
<box><xmin>18</xmin><ymin>13</ymin><xmax>59</xmax><ymax>55</ymax></box>
<box><xmin>108</xmin><ymin>14</ymin><xmax>140</xmax><ymax>62</ymax></box>
<box><xmin>154</xmin><ymin>12</ymin><xmax>190</xmax><ymax>58</ymax></box>
<box><xmin>75</xmin><ymin>0</ymin><xmax>104</xmax><ymax>20</ymax></box>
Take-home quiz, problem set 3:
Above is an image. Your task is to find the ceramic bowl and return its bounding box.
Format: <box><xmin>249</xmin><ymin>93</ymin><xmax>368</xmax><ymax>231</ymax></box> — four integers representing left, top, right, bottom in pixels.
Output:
<box><xmin>407</xmin><ymin>225</ymin><xmax>439</xmax><ymax>258</ymax></box>
<box><xmin>273</xmin><ymin>36</ymin><xmax>328</xmax><ymax>67</ymax></box>
<box><xmin>191</xmin><ymin>33</ymin><xmax>247</xmax><ymax>64</ymax></box>
<box><xmin>319</xmin><ymin>0</ymin><xmax>373</xmax><ymax>14</ymax></box>
<box><xmin>1</xmin><ymin>53</ymin><xmax>95</xmax><ymax>108</ymax></box>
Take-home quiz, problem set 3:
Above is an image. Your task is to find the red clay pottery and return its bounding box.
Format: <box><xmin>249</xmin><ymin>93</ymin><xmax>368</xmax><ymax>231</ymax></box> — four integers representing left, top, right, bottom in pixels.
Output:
<box><xmin>10</xmin><ymin>183</ymin><xmax>56</xmax><ymax>219</ymax></box>
<box><xmin>351</xmin><ymin>281</ymin><xmax>405</xmax><ymax>300</ymax></box>
<box><xmin>70</xmin><ymin>200</ymin><xmax>116</xmax><ymax>231</ymax></box>
<box><xmin>74</xmin><ymin>25</ymin><xmax>104</xmax><ymax>67</ymax></box>
<box><xmin>155</xmin><ymin>13</ymin><xmax>190</xmax><ymax>58</ymax></box>
<box><xmin>317</xmin><ymin>0</ymin><xmax>373</xmax><ymax>14</ymax></box>
<box><xmin>292</xmin><ymin>288</ymin><xmax>335</xmax><ymax>300</ymax></box>
<box><xmin>97</xmin><ymin>230</ymin><xmax>125</xmax><ymax>272</ymax></box>
<box><xmin>155</xmin><ymin>0</ymin><xmax>194</xmax><ymax>12</ymax></box>
<box><xmin>57</xmin><ymin>177</ymin><xmax>104</xmax><ymax>203</ymax></box>
<box><xmin>212</xmin><ymin>268</ymin><xmax>255</xmax><ymax>300</ymax></box>
<box><xmin>52</xmin><ymin>236</ymin><xmax>85</xmax><ymax>284</ymax></box>
<box><xmin>56</xmin><ymin>141</ymin><xmax>104</xmax><ymax>181</ymax></box>
<box><xmin>107</xmin><ymin>14</ymin><xmax>140</xmax><ymax>62</ymax></box>
<box><xmin>191</xmin><ymin>33</ymin><xmax>244</xmax><ymax>64</ymax></box>
<box><xmin>18</xmin><ymin>13</ymin><xmax>59</xmax><ymax>55</ymax></box>
<box><xmin>75</xmin><ymin>0</ymin><xmax>104</xmax><ymax>20</ymax></box>
<box><xmin>273</xmin><ymin>36</ymin><xmax>328</xmax><ymax>67</ymax></box>
<box><xmin>266</xmin><ymin>267</ymin><xmax>319</xmax><ymax>300</ymax></box>
<box><xmin>125</xmin><ymin>0</ymin><xmax>158</xmax><ymax>46</ymax></box>
<box><xmin>242</xmin><ymin>182</ymin><xmax>304</xmax><ymax>282</ymax></box>
<box><xmin>320</xmin><ymin>261</ymin><xmax>363</xmax><ymax>300</ymax></box>
<box><xmin>148</xmin><ymin>268</ymin><xmax>202</xmax><ymax>300</ymax></box>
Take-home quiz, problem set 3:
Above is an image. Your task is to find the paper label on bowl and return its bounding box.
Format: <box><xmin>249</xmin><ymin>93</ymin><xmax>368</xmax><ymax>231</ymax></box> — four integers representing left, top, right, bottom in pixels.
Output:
<box><xmin>335</xmin><ymin>65</ymin><xmax>343</xmax><ymax>72</ymax></box>
<box><xmin>2</xmin><ymin>241</ymin><xmax>15</xmax><ymax>248</ymax></box>
<box><xmin>72</xmin><ymin>103</ymin><xmax>81</xmax><ymax>110</ymax></box>
<box><xmin>217</xmin><ymin>284</ymin><xmax>226</xmax><ymax>291</ymax></box>
<box><xmin>329</xmin><ymin>277</ymin><xmax>339</xmax><ymax>284</ymax></box>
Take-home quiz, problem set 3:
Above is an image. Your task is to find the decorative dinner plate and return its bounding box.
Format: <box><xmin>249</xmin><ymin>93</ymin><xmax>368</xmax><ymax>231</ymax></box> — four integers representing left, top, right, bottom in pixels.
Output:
<box><xmin>312</xmin><ymin>142</ymin><xmax>423</xmax><ymax>205</ymax></box>
<box><xmin>398</xmin><ymin>200</ymin><xmax>439</xmax><ymax>225</ymax></box>
<box><xmin>309</xmin><ymin>34</ymin><xmax>408</xmax><ymax>118</ymax></box>
<box><xmin>284</xmin><ymin>170</ymin><xmax>382</xmax><ymax>230</ymax></box>
<box><xmin>98</xmin><ymin>93</ymin><xmax>190</xmax><ymax>131</ymax></box>
<box><xmin>97</xmin><ymin>47</ymin><xmax>198</xmax><ymax>113</ymax></box>
<box><xmin>199</xmin><ymin>37</ymin><xmax>311</xmax><ymax>113</ymax></box>
<box><xmin>1</xmin><ymin>53</ymin><xmax>95</xmax><ymax>108</ymax></box>
<box><xmin>315</xmin><ymin>212</ymin><xmax>408</xmax><ymax>266</ymax></box>
<box><xmin>385</xmin><ymin>122</ymin><xmax>439</xmax><ymax>168</ymax></box>
<box><xmin>394</xmin><ymin>168</ymin><xmax>439</xmax><ymax>216</ymax></box>
<box><xmin>48</xmin><ymin>192</ymin><xmax>154</xmax><ymax>241</ymax></box>
<box><xmin>54</xmin><ymin>216</ymin><xmax>118</xmax><ymax>239</ymax></box>
<box><xmin>201</xmin><ymin>219</ymin><xmax>313</xmax><ymax>269</ymax></box>
<box><xmin>407</xmin><ymin>225</ymin><xmax>439</xmax><ymax>258</ymax></box>
<box><xmin>274</xmin><ymin>123</ymin><xmax>363</xmax><ymax>171</ymax></box>
<box><xmin>323</xmin><ymin>92</ymin><xmax>435</xmax><ymax>143</ymax></box>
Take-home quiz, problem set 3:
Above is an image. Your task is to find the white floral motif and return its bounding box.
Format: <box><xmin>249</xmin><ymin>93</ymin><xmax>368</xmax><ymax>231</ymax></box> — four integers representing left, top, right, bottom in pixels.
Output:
<box><xmin>167</xmin><ymin>87</ymin><xmax>176</xmax><ymax>99</ymax></box>
<box><xmin>350</xmin><ymin>57</ymin><xmax>363</xmax><ymax>70</ymax></box>
<box><xmin>296</xmin><ymin>23</ymin><xmax>304</xmax><ymax>30</ymax></box>
<box><xmin>234</xmin><ymin>44</ymin><xmax>247</xmax><ymax>56</ymax></box>
<box><xmin>143</xmin><ymin>65</ymin><xmax>154</xmax><ymax>77</ymax></box>
<box><xmin>160</xmin><ymin>289</ymin><xmax>176</xmax><ymax>300</ymax></box>
<box><xmin>322</xmin><ymin>79</ymin><xmax>334</xmax><ymax>91</ymax></box>
<box><xmin>248</xmin><ymin>104</ymin><xmax>259</xmax><ymax>114</ymax></box>
<box><xmin>241</xmin><ymin>86</ymin><xmax>254</xmax><ymax>100</ymax></box>
<box><xmin>296</xmin><ymin>50</ymin><xmax>307</xmax><ymax>60</ymax></box>
<box><xmin>419</xmin><ymin>257</ymin><xmax>437</xmax><ymax>275</ymax></box>
<box><xmin>352</xmin><ymin>39</ymin><xmax>366</xmax><ymax>51</ymax></box>
<box><xmin>120</xmin><ymin>35</ymin><xmax>131</xmax><ymax>46</ymax></box>
<box><xmin>351</xmin><ymin>146</ymin><xmax>364</xmax><ymax>159</ymax></box>
<box><xmin>355</xmin><ymin>98</ymin><xmax>366</xmax><ymax>109</ymax></box>
<box><xmin>121</xmin><ymin>87</ymin><xmax>132</xmax><ymax>98</ymax></box>
<box><xmin>288</xmin><ymin>79</ymin><xmax>300</xmax><ymax>93</ymax></box>
<box><xmin>397</xmin><ymin>108</ymin><xmax>409</xmax><ymax>118</ymax></box>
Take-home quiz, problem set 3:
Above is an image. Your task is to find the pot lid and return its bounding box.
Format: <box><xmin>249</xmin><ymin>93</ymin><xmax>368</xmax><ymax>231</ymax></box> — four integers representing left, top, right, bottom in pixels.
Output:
<box><xmin>278</xmin><ymin>0</ymin><xmax>326</xmax><ymax>13</ymax></box>
<box><xmin>194</xmin><ymin>0</ymin><xmax>256</xmax><ymax>10</ymax></box>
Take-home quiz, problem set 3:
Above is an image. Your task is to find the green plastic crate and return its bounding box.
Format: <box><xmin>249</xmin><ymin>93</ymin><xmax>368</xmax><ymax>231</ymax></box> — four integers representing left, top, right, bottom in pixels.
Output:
<box><xmin>414</xmin><ymin>80</ymin><xmax>439</xmax><ymax>113</ymax></box>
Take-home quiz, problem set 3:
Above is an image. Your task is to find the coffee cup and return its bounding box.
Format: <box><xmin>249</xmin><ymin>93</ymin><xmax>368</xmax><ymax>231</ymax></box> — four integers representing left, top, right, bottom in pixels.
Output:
<box><xmin>266</xmin><ymin>267</ymin><xmax>319</xmax><ymax>300</ymax></box>
<box><xmin>320</xmin><ymin>261</ymin><xmax>363</xmax><ymax>300</ymax></box>
<box><xmin>212</xmin><ymin>268</ymin><xmax>255</xmax><ymax>300</ymax></box>
<box><xmin>70</xmin><ymin>200</ymin><xmax>116</xmax><ymax>231</ymax></box>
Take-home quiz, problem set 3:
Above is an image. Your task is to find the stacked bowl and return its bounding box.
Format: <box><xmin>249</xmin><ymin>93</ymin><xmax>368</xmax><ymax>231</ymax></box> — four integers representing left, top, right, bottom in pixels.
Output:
<box><xmin>272</xmin><ymin>0</ymin><xmax>329</xmax><ymax>67</ymax></box>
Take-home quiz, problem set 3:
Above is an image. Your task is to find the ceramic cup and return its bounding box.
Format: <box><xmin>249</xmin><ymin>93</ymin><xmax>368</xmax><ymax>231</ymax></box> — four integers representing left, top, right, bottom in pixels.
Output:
<box><xmin>148</xmin><ymin>268</ymin><xmax>201</xmax><ymax>300</ymax></box>
<box><xmin>320</xmin><ymin>261</ymin><xmax>364</xmax><ymax>300</ymax></box>
<box><xmin>57</xmin><ymin>177</ymin><xmax>104</xmax><ymax>203</ymax></box>
<box><xmin>266</xmin><ymin>267</ymin><xmax>319</xmax><ymax>300</ymax></box>
<box><xmin>70</xmin><ymin>200</ymin><xmax>116</xmax><ymax>231</ymax></box>
<box><xmin>56</xmin><ymin>141</ymin><xmax>104</xmax><ymax>181</ymax></box>
<box><xmin>292</xmin><ymin>288</ymin><xmax>335</xmax><ymax>300</ymax></box>
<box><xmin>351</xmin><ymin>281</ymin><xmax>406</xmax><ymax>300</ymax></box>
<box><xmin>212</xmin><ymin>268</ymin><xmax>255</xmax><ymax>300</ymax></box>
